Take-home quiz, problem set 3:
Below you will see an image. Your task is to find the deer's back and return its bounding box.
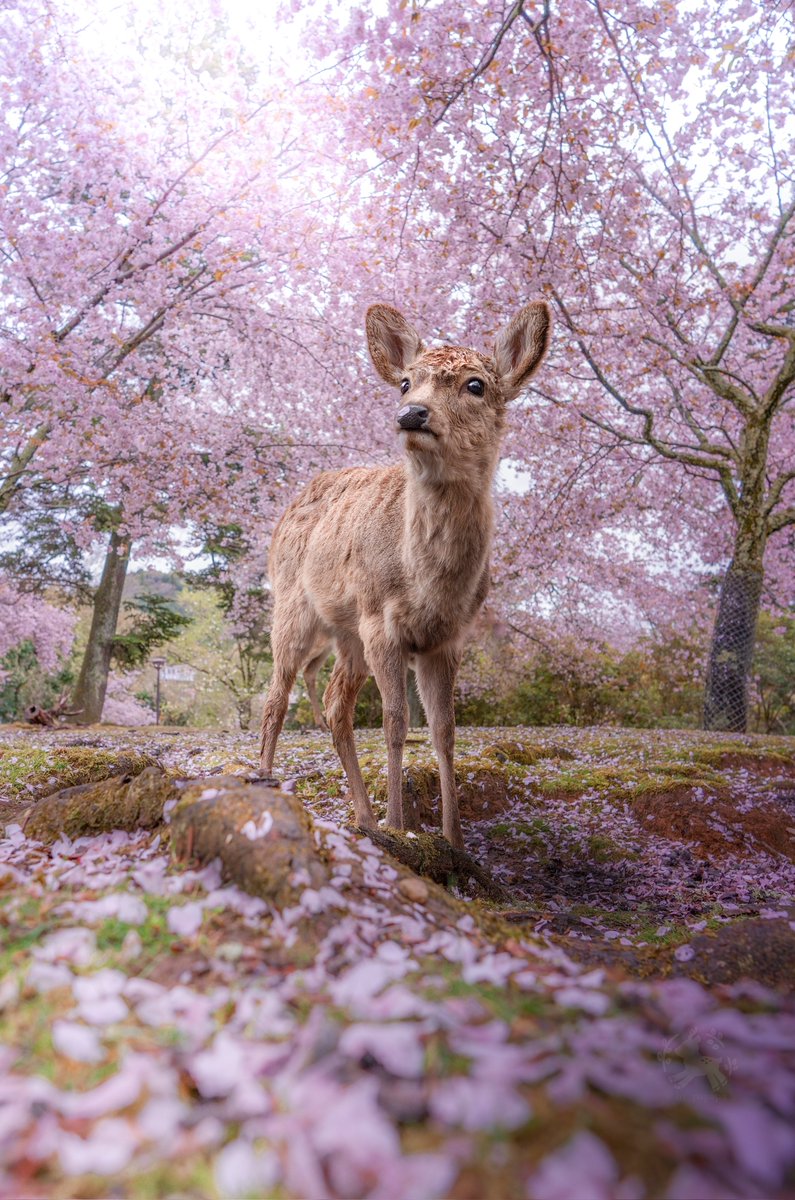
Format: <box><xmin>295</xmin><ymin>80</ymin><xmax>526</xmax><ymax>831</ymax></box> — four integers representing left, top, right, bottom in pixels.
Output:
<box><xmin>270</xmin><ymin>465</ymin><xmax>404</xmax><ymax>610</ymax></box>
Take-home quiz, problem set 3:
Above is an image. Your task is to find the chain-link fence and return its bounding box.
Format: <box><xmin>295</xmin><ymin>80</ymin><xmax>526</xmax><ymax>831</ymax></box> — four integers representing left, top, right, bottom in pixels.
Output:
<box><xmin>703</xmin><ymin>563</ymin><xmax>763</xmax><ymax>733</ymax></box>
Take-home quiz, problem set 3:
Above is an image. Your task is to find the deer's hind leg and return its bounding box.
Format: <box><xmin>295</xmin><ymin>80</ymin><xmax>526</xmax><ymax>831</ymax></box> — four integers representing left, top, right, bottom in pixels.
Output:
<box><xmin>303</xmin><ymin>643</ymin><xmax>331</xmax><ymax>732</ymax></box>
<box><xmin>260</xmin><ymin>598</ymin><xmax>323</xmax><ymax>774</ymax></box>
<box><xmin>323</xmin><ymin>637</ymin><xmax>374</xmax><ymax>828</ymax></box>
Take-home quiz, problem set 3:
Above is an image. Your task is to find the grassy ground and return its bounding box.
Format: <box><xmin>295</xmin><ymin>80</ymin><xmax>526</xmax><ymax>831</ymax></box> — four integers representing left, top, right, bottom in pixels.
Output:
<box><xmin>1</xmin><ymin>722</ymin><xmax>794</xmax><ymax>1198</ymax></box>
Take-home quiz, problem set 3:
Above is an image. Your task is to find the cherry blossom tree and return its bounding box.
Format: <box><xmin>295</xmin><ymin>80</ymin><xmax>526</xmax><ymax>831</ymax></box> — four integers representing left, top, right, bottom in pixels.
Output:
<box><xmin>0</xmin><ymin>0</ymin><xmax>345</xmax><ymax>720</ymax></box>
<box><xmin>303</xmin><ymin>0</ymin><xmax>795</xmax><ymax>731</ymax></box>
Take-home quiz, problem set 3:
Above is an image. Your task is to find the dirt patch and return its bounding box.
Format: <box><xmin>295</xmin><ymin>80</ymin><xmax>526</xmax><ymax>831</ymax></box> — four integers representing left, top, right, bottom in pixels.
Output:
<box><xmin>631</xmin><ymin>786</ymin><xmax>795</xmax><ymax>862</ymax></box>
<box><xmin>708</xmin><ymin>751</ymin><xmax>795</xmax><ymax>777</ymax></box>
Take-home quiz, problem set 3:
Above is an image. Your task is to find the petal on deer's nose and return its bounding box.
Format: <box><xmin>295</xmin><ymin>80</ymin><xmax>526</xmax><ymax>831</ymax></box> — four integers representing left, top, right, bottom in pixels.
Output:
<box><xmin>397</xmin><ymin>405</ymin><xmax>429</xmax><ymax>431</ymax></box>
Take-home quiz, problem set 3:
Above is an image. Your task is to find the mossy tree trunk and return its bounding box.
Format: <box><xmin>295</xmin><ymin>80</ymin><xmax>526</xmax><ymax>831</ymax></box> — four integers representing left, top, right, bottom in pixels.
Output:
<box><xmin>70</xmin><ymin>528</ymin><xmax>130</xmax><ymax>724</ymax></box>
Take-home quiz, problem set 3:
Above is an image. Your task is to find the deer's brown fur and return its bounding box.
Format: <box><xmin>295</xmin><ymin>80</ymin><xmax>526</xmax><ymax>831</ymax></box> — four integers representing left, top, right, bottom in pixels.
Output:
<box><xmin>260</xmin><ymin>302</ymin><xmax>550</xmax><ymax>847</ymax></box>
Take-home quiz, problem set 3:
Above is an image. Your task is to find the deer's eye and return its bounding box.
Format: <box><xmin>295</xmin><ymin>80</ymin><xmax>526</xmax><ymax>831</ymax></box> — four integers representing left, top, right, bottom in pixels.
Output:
<box><xmin>400</xmin><ymin>378</ymin><xmax>410</xmax><ymax>394</ymax></box>
<box><xmin>467</xmin><ymin>379</ymin><xmax>485</xmax><ymax>396</ymax></box>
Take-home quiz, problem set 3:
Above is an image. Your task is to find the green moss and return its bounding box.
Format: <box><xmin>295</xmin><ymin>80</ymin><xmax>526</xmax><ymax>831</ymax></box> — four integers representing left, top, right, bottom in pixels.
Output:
<box><xmin>123</xmin><ymin>1160</ymin><xmax>225</xmax><ymax>1200</ymax></box>
<box><xmin>0</xmin><ymin>745</ymin><xmax>157</xmax><ymax>799</ymax></box>
<box><xmin>421</xmin><ymin>961</ymin><xmax>551</xmax><ymax>1023</ymax></box>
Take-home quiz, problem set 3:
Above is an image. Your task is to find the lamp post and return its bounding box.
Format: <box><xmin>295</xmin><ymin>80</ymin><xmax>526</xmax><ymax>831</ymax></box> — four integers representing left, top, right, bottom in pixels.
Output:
<box><xmin>151</xmin><ymin>657</ymin><xmax>166</xmax><ymax>725</ymax></box>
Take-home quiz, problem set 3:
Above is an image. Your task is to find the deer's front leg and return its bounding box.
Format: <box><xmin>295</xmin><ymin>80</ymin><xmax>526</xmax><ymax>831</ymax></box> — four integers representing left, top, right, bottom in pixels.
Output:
<box><xmin>361</xmin><ymin>618</ymin><xmax>408</xmax><ymax>831</ymax></box>
<box><xmin>415</xmin><ymin>643</ymin><xmax>463</xmax><ymax>849</ymax></box>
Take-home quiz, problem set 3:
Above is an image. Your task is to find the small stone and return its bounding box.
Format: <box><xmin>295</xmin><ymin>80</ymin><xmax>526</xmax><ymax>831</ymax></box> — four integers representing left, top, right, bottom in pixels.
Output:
<box><xmin>398</xmin><ymin>876</ymin><xmax>429</xmax><ymax>904</ymax></box>
<box><xmin>216</xmin><ymin>941</ymin><xmax>246</xmax><ymax>962</ymax></box>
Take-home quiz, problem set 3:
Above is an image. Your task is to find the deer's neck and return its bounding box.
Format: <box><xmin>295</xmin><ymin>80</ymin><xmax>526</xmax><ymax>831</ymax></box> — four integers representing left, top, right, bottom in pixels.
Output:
<box><xmin>402</xmin><ymin>463</ymin><xmax>494</xmax><ymax>589</ymax></box>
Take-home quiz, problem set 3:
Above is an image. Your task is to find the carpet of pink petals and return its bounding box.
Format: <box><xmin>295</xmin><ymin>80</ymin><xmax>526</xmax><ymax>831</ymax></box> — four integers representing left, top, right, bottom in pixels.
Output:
<box><xmin>1</xmin><ymin>726</ymin><xmax>794</xmax><ymax>1199</ymax></box>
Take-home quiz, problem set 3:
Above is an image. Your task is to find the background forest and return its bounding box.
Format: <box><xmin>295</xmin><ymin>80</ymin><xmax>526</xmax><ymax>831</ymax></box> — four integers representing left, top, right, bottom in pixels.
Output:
<box><xmin>1</xmin><ymin>0</ymin><xmax>793</xmax><ymax>735</ymax></box>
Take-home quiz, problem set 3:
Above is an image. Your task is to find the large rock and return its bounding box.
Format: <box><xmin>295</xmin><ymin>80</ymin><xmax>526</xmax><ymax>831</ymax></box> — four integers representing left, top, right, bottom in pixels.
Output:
<box><xmin>170</xmin><ymin>777</ymin><xmax>329</xmax><ymax>905</ymax></box>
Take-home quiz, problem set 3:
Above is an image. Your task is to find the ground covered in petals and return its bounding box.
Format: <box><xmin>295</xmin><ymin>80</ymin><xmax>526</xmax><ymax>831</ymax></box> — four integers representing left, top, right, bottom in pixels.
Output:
<box><xmin>1</xmin><ymin>723</ymin><xmax>794</xmax><ymax>1199</ymax></box>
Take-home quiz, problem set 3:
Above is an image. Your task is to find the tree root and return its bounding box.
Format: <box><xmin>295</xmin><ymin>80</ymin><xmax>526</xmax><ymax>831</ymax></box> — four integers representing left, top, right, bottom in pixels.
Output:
<box><xmin>356</xmin><ymin>826</ymin><xmax>508</xmax><ymax>902</ymax></box>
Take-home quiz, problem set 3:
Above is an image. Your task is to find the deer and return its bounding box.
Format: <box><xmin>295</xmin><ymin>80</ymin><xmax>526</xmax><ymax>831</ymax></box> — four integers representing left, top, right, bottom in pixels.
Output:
<box><xmin>259</xmin><ymin>302</ymin><xmax>551</xmax><ymax>848</ymax></box>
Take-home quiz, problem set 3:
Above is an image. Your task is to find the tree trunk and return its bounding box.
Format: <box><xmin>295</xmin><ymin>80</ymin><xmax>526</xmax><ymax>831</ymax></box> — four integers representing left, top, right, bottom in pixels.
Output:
<box><xmin>70</xmin><ymin>529</ymin><xmax>130</xmax><ymax>724</ymax></box>
<box><xmin>236</xmin><ymin>694</ymin><xmax>252</xmax><ymax>732</ymax></box>
<box><xmin>703</xmin><ymin>558</ymin><xmax>763</xmax><ymax>732</ymax></box>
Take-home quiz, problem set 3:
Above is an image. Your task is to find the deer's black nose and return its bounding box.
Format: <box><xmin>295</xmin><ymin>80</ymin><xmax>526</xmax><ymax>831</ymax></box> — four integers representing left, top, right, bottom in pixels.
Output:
<box><xmin>397</xmin><ymin>404</ymin><xmax>429</xmax><ymax>431</ymax></box>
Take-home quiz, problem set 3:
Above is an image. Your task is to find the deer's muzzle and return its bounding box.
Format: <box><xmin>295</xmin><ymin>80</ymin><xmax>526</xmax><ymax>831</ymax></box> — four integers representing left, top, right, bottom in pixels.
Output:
<box><xmin>397</xmin><ymin>404</ymin><xmax>430</xmax><ymax>432</ymax></box>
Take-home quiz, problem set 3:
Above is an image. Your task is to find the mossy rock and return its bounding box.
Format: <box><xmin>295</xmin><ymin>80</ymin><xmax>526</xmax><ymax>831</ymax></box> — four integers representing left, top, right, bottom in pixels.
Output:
<box><xmin>23</xmin><ymin>765</ymin><xmax>175</xmax><ymax>843</ymax></box>
<box><xmin>170</xmin><ymin>777</ymin><xmax>329</xmax><ymax>906</ymax></box>
<box><xmin>483</xmin><ymin>738</ymin><xmax>575</xmax><ymax>766</ymax></box>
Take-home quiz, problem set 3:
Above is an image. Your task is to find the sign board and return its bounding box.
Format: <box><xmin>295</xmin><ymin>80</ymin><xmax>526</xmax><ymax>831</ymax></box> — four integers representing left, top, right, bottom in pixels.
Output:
<box><xmin>162</xmin><ymin>665</ymin><xmax>195</xmax><ymax>683</ymax></box>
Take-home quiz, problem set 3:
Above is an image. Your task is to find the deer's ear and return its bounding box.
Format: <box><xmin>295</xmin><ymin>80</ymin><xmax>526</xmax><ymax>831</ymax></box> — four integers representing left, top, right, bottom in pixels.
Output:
<box><xmin>366</xmin><ymin>304</ymin><xmax>424</xmax><ymax>386</ymax></box>
<box><xmin>493</xmin><ymin>302</ymin><xmax>551</xmax><ymax>401</ymax></box>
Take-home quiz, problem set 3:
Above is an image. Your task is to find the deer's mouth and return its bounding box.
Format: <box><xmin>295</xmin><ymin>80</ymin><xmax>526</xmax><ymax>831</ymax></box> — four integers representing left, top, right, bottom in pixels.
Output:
<box><xmin>399</xmin><ymin>426</ymin><xmax>439</xmax><ymax>441</ymax></box>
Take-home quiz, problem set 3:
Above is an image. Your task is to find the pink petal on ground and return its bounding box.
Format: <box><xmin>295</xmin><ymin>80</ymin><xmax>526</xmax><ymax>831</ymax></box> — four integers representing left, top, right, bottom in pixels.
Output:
<box><xmin>338</xmin><ymin>1022</ymin><xmax>426</xmax><ymax>1079</ymax></box>
<box><xmin>132</xmin><ymin>858</ymin><xmax>168</xmax><ymax>894</ymax></box>
<box><xmin>167</xmin><ymin>901</ymin><xmax>205</xmax><ymax>937</ymax></box>
<box><xmin>188</xmin><ymin>1031</ymin><xmax>247</xmax><ymax>1099</ymax></box>
<box><xmin>527</xmin><ymin>1131</ymin><xmax>618</xmax><ymax>1200</ymax></box>
<box><xmin>58</xmin><ymin>1062</ymin><xmax>143</xmax><ymax>1119</ymax></box>
<box><xmin>51</xmin><ymin>1020</ymin><xmax>104</xmax><ymax>1064</ymax></box>
<box><xmin>282</xmin><ymin>1128</ymin><xmax>328</xmax><ymax>1200</ymax></box>
<box><xmin>312</xmin><ymin>1078</ymin><xmax>401</xmax><ymax>1163</ymax></box>
<box><xmin>664</xmin><ymin>1165</ymin><xmax>737</xmax><ymax>1200</ymax></box>
<box><xmin>370</xmin><ymin>1153</ymin><xmax>459</xmax><ymax>1200</ymax></box>
<box><xmin>554</xmin><ymin>986</ymin><xmax>610</xmax><ymax>1015</ymax></box>
<box><xmin>214</xmin><ymin>1138</ymin><xmax>280</xmax><ymax>1198</ymax></box>
<box><xmin>73</xmin><ymin>968</ymin><xmax>128</xmax><ymax>1025</ymax></box>
<box><xmin>430</xmin><ymin>1076</ymin><xmax>530</xmax><ymax>1131</ymax></box>
<box><xmin>652</xmin><ymin>978</ymin><xmax>714</xmax><ymax>1027</ymax></box>
<box><xmin>137</xmin><ymin>1096</ymin><xmax>189</xmax><ymax>1144</ymax></box>
<box><xmin>34</xmin><ymin>927</ymin><xmax>96</xmax><ymax>965</ymax></box>
<box><xmin>66</xmin><ymin>893</ymin><xmax>148</xmax><ymax>925</ymax></box>
<box><xmin>240</xmin><ymin>811</ymin><xmax>273</xmax><ymax>840</ymax></box>
<box><xmin>27</xmin><ymin>961</ymin><xmax>72</xmax><ymax>993</ymax></box>
<box><xmin>58</xmin><ymin>1117</ymin><xmax>138</xmax><ymax>1176</ymax></box>
<box><xmin>330</xmin><ymin>959</ymin><xmax>407</xmax><ymax>1009</ymax></box>
<box><xmin>715</xmin><ymin>1100</ymin><xmax>795</xmax><ymax>1187</ymax></box>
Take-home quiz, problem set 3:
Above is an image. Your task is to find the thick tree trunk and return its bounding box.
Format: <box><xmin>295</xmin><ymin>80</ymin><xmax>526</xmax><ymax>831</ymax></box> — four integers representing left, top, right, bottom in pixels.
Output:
<box><xmin>70</xmin><ymin>530</ymin><xmax>130</xmax><ymax>724</ymax></box>
<box><xmin>703</xmin><ymin>559</ymin><xmax>763</xmax><ymax>732</ymax></box>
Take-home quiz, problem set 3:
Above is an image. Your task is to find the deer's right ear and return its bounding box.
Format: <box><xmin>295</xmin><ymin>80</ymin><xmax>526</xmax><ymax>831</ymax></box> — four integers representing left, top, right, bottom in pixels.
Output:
<box><xmin>366</xmin><ymin>305</ymin><xmax>424</xmax><ymax>386</ymax></box>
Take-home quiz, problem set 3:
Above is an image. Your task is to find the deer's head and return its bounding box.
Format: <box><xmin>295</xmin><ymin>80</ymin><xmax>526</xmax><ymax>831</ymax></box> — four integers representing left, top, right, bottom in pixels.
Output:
<box><xmin>366</xmin><ymin>302</ymin><xmax>551</xmax><ymax>485</ymax></box>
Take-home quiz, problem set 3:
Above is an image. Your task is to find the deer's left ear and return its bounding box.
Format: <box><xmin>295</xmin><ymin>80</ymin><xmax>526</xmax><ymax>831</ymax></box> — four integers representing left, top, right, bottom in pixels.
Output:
<box><xmin>493</xmin><ymin>302</ymin><xmax>551</xmax><ymax>401</ymax></box>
